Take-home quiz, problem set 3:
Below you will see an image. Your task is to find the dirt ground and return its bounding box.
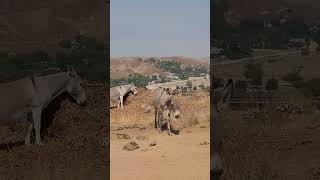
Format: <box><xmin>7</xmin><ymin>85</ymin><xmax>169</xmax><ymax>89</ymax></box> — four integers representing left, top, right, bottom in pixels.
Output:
<box><xmin>0</xmin><ymin>85</ymin><xmax>108</xmax><ymax>180</ymax></box>
<box><xmin>218</xmin><ymin>88</ymin><xmax>320</xmax><ymax>180</ymax></box>
<box><xmin>110</xmin><ymin>88</ymin><xmax>210</xmax><ymax>180</ymax></box>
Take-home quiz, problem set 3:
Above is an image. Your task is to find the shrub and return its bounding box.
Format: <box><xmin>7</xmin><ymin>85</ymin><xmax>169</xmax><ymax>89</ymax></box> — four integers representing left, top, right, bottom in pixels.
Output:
<box><xmin>265</xmin><ymin>78</ymin><xmax>279</xmax><ymax>91</ymax></box>
<box><xmin>127</xmin><ymin>73</ymin><xmax>150</xmax><ymax>87</ymax></box>
<box><xmin>282</xmin><ymin>68</ymin><xmax>303</xmax><ymax>87</ymax></box>
<box><xmin>110</xmin><ymin>78</ymin><xmax>126</xmax><ymax>87</ymax></box>
<box><xmin>243</xmin><ymin>63</ymin><xmax>264</xmax><ymax>85</ymax></box>
<box><xmin>186</xmin><ymin>81</ymin><xmax>192</xmax><ymax>88</ymax></box>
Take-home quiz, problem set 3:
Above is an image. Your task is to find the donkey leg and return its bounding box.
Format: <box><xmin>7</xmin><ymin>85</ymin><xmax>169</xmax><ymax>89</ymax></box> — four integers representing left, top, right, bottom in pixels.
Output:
<box><xmin>167</xmin><ymin>119</ymin><xmax>172</xmax><ymax>136</ymax></box>
<box><xmin>32</xmin><ymin>107</ymin><xmax>43</xmax><ymax>146</ymax></box>
<box><xmin>120</xmin><ymin>96</ymin><xmax>124</xmax><ymax>109</ymax></box>
<box><xmin>154</xmin><ymin>109</ymin><xmax>158</xmax><ymax>128</ymax></box>
<box><xmin>25</xmin><ymin>123</ymin><xmax>34</xmax><ymax>145</ymax></box>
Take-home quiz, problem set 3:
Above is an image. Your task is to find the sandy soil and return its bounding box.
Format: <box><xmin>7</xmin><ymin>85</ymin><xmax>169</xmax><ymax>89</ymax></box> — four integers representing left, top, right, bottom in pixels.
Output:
<box><xmin>110</xmin><ymin>88</ymin><xmax>210</xmax><ymax>180</ymax></box>
<box><xmin>110</xmin><ymin>123</ymin><xmax>210</xmax><ymax>180</ymax></box>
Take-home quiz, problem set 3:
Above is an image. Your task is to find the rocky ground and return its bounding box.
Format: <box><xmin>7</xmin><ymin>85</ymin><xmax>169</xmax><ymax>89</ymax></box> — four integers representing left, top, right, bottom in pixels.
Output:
<box><xmin>110</xmin><ymin>88</ymin><xmax>210</xmax><ymax>180</ymax></box>
<box><xmin>218</xmin><ymin>88</ymin><xmax>320</xmax><ymax>180</ymax></box>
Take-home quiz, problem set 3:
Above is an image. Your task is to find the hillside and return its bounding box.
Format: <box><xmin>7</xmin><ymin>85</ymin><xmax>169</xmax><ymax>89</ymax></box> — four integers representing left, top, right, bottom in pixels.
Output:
<box><xmin>110</xmin><ymin>56</ymin><xmax>209</xmax><ymax>79</ymax></box>
<box><xmin>227</xmin><ymin>0</ymin><xmax>320</xmax><ymax>24</ymax></box>
<box><xmin>0</xmin><ymin>0</ymin><xmax>108</xmax><ymax>53</ymax></box>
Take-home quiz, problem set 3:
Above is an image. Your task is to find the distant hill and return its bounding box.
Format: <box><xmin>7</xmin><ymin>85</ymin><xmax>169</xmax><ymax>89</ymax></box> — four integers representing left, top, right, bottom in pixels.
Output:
<box><xmin>0</xmin><ymin>0</ymin><xmax>108</xmax><ymax>54</ymax></box>
<box><xmin>110</xmin><ymin>56</ymin><xmax>209</xmax><ymax>79</ymax></box>
<box><xmin>227</xmin><ymin>0</ymin><xmax>320</xmax><ymax>24</ymax></box>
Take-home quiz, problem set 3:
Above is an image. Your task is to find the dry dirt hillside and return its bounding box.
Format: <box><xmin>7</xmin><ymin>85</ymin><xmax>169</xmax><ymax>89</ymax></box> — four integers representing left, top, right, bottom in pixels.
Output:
<box><xmin>228</xmin><ymin>0</ymin><xmax>320</xmax><ymax>24</ymax></box>
<box><xmin>110</xmin><ymin>58</ymin><xmax>164</xmax><ymax>79</ymax></box>
<box><xmin>213</xmin><ymin>53</ymin><xmax>320</xmax><ymax>81</ymax></box>
<box><xmin>0</xmin><ymin>0</ymin><xmax>108</xmax><ymax>53</ymax></box>
<box><xmin>110</xmin><ymin>56</ymin><xmax>209</xmax><ymax>79</ymax></box>
<box><xmin>110</xmin><ymin>88</ymin><xmax>210</xmax><ymax>180</ymax></box>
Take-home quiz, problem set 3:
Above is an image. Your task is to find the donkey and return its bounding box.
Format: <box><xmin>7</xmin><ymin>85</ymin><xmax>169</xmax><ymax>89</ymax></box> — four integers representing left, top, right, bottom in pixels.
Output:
<box><xmin>110</xmin><ymin>84</ymin><xmax>138</xmax><ymax>109</ymax></box>
<box><xmin>0</xmin><ymin>66</ymin><xmax>86</xmax><ymax>145</ymax></box>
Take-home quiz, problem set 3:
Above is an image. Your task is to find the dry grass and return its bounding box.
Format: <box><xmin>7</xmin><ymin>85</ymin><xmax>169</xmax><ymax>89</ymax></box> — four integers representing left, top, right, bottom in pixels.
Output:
<box><xmin>110</xmin><ymin>88</ymin><xmax>210</xmax><ymax>129</ymax></box>
<box><xmin>219</xmin><ymin>87</ymin><xmax>320</xmax><ymax>179</ymax></box>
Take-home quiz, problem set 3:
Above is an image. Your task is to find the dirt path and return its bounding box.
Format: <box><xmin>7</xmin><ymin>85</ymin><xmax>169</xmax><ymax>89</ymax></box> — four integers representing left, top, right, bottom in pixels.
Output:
<box><xmin>110</xmin><ymin>122</ymin><xmax>210</xmax><ymax>180</ymax></box>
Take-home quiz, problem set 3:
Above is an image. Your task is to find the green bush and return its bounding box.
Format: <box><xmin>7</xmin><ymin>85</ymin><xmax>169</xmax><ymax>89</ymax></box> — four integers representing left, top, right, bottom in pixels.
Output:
<box><xmin>110</xmin><ymin>78</ymin><xmax>126</xmax><ymax>87</ymax></box>
<box><xmin>243</xmin><ymin>63</ymin><xmax>264</xmax><ymax>85</ymax></box>
<box><xmin>265</xmin><ymin>78</ymin><xmax>279</xmax><ymax>91</ymax></box>
<box><xmin>127</xmin><ymin>73</ymin><xmax>150</xmax><ymax>87</ymax></box>
<box><xmin>282</xmin><ymin>68</ymin><xmax>303</xmax><ymax>87</ymax></box>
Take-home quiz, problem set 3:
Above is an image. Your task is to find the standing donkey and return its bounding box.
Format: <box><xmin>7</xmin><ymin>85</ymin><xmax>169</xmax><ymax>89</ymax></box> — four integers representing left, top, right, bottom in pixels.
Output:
<box><xmin>0</xmin><ymin>66</ymin><xmax>86</xmax><ymax>145</ymax></box>
<box><xmin>110</xmin><ymin>84</ymin><xmax>138</xmax><ymax>109</ymax></box>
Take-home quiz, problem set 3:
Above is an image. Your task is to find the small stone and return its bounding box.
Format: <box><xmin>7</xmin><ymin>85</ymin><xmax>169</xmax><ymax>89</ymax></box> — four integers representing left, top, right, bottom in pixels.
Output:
<box><xmin>117</xmin><ymin>133</ymin><xmax>130</xmax><ymax>140</ymax></box>
<box><xmin>200</xmin><ymin>141</ymin><xmax>210</xmax><ymax>145</ymax></box>
<box><xmin>149</xmin><ymin>141</ymin><xmax>157</xmax><ymax>146</ymax></box>
<box><xmin>136</xmin><ymin>135</ymin><xmax>148</xmax><ymax>141</ymax></box>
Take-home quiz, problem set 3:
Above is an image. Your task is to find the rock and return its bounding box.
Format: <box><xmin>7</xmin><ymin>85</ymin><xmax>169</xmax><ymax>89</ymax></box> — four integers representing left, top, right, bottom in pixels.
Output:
<box><xmin>149</xmin><ymin>141</ymin><xmax>157</xmax><ymax>146</ymax></box>
<box><xmin>200</xmin><ymin>141</ymin><xmax>210</xmax><ymax>145</ymax></box>
<box><xmin>136</xmin><ymin>135</ymin><xmax>149</xmax><ymax>141</ymax></box>
<box><xmin>123</xmin><ymin>141</ymin><xmax>139</xmax><ymax>151</ymax></box>
<box><xmin>117</xmin><ymin>133</ymin><xmax>130</xmax><ymax>140</ymax></box>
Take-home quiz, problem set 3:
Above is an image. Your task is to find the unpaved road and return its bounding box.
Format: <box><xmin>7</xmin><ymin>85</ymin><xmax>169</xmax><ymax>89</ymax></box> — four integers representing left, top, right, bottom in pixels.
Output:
<box><xmin>110</xmin><ymin>122</ymin><xmax>210</xmax><ymax>180</ymax></box>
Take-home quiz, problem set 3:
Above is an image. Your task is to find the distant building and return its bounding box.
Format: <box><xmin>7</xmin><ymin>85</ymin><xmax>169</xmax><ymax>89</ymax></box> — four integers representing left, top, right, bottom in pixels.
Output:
<box><xmin>149</xmin><ymin>73</ymin><xmax>161</xmax><ymax>80</ymax></box>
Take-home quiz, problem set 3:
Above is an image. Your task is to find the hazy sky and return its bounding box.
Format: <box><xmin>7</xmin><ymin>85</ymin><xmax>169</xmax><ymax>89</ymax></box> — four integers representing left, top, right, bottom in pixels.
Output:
<box><xmin>111</xmin><ymin>0</ymin><xmax>209</xmax><ymax>58</ymax></box>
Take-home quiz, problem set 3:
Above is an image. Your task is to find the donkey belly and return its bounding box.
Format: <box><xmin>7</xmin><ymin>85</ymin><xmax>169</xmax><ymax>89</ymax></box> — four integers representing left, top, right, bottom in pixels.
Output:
<box><xmin>0</xmin><ymin>107</ymin><xmax>30</xmax><ymax>125</ymax></box>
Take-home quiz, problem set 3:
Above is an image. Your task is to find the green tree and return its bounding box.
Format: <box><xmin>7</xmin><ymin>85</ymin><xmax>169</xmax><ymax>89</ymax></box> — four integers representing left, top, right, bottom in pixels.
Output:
<box><xmin>127</xmin><ymin>73</ymin><xmax>150</xmax><ymax>87</ymax></box>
